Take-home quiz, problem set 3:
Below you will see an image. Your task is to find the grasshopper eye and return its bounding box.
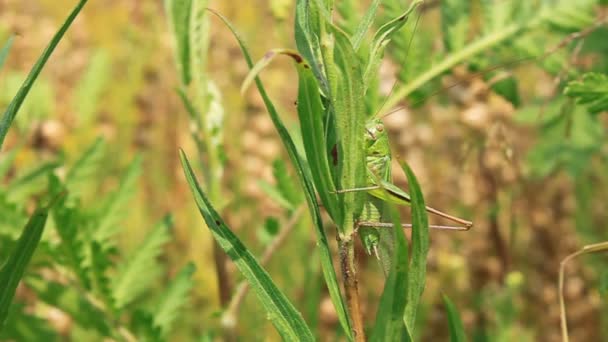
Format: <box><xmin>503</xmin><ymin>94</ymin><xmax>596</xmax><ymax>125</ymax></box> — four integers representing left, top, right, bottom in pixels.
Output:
<box><xmin>375</xmin><ymin>123</ymin><xmax>384</xmax><ymax>132</ymax></box>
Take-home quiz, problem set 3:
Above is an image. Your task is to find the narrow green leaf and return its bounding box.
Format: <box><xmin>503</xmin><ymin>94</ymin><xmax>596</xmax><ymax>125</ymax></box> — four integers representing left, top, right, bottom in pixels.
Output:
<box><xmin>400</xmin><ymin>162</ymin><xmax>430</xmax><ymax>335</ymax></box>
<box><xmin>364</xmin><ymin>1</ymin><xmax>421</xmax><ymax>88</ymax></box>
<box><xmin>0</xmin><ymin>206</ymin><xmax>49</xmax><ymax>327</ymax></box>
<box><xmin>443</xmin><ymin>294</ymin><xmax>467</xmax><ymax>342</ymax></box>
<box><xmin>0</xmin><ymin>37</ymin><xmax>14</xmax><ymax>70</ymax></box>
<box><xmin>242</xmin><ymin>49</ymin><xmax>341</xmax><ymax>222</ymax></box>
<box><xmin>328</xmin><ymin>25</ymin><xmax>367</xmax><ymax>233</ymax></box>
<box><xmin>351</xmin><ymin>0</ymin><xmax>380</xmax><ymax>50</ymax></box>
<box><xmin>153</xmin><ymin>262</ymin><xmax>196</xmax><ymax>336</ymax></box>
<box><xmin>370</xmin><ymin>175</ymin><xmax>410</xmax><ymax>341</ymax></box>
<box><xmin>112</xmin><ymin>216</ymin><xmax>172</xmax><ymax>310</ymax></box>
<box><xmin>179</xmin><ymin>150</ymin><xmax>314</xmax><ymax>341</ymax></box>
<box><xmin>208</xmin><ymin>9</ymin><xmax>352</xmax><ymax>338</ymax></box>
<box><xmin>164</xmin><ymin>0</ymin><xmax>193</xmax><ymax>85</ymax></box>
<box><xmin>0</xmin><ymin>0</ymin><xmax>88</xmax><ymax>149</ymax></box>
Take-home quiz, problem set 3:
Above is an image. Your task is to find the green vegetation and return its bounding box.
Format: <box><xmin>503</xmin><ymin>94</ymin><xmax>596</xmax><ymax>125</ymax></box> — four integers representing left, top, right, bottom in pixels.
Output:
<box><xmin>1</xmin><ymin>0</ymin><xmax>608</xmax><ymax>341</ymax></box>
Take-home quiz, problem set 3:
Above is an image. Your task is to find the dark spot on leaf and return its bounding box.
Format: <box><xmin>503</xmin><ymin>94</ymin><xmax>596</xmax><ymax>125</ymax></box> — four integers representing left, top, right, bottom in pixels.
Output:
<box><xmin>215</xmin><ymin>220</ymin><xmax>221</xmax><ymax>226</ymax></box>
<box><xmin>331</xmin><ymin>144</ymin><xmax>338</xmax><ymax>166</ymax></box>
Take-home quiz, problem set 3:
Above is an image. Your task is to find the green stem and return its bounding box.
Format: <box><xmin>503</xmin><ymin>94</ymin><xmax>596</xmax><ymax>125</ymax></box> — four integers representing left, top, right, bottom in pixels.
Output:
<box><xmin>380</xmin><ymin>23</ymin><xmax>524</xmax><ymax>114</ymax></box>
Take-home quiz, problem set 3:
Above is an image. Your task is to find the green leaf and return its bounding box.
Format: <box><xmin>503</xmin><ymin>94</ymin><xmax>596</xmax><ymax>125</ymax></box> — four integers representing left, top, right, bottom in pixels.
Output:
<box><xmin>152</xmin><ymin>262</ymin><xmax>196</xmax><ymax>336</ymax></box>
<box><xmin>179</xmin><ymin>150</ymin><xmax>314</xmax><ymax>341</ymax></box>
<box><xmin>208</xmin><ymin>9</ymin><xmax>352</xmax><ymax>338</ymax></box>
<box><xmin>94</xmin><ymin>155</ymin><xmax>142</xmax><ymax>244</ymax></box>
<box><xmin>90</xmin><ymin>241</ymin><xmax>114</xmax><ymax>310</ymax></box>
<box><xmin>0</xmin><ymin>37</ymin><xmax>14</xmax><ymax>71</ymax></box>
<box><xmin>51</xmin><ymin>189</ymin><xmax>91</xmax><ymax>289</ymax></box>
<box><xmin>441</xmin><ymin>0</ymin><xmax>470</xmax><ymax>52</ymax></box>
<box><xmin>164</xmin><ymin>0</ymin><xmax>192</xmax><ymax>85</ymax></box>
<box><xmin>443</xmin><ymin>295</ymin><xmax>467</xmax><ymax>342</ymax></box>
<box><xmin>0</xmin><ymin>0</ymin><xmax>88</xmax><ymax>149</ymax></box>
<box><xmin>112</xmin><ymin>216</ymin><xmax>172</xmax><ymax>310</ymax></box>
<box><xmin>370</xmin><ymin>182</ymin><xmax>410</xmax><ymax>341</ymax></box>
<box><xmin>400</xmin><ymin>162</ymin><xmax>430</xmax><ymax>335</ymax></box>
<box><xmin>565</xmin><ymin>73</ymin><xmax>608</xmax><ymax>114</ymax></box>
<box><xmin>364</xmin><ymin>1</ymin><xmax>421</xmax><ymax>88</ymax></box>
<box><xmin>351</xmin><ymin>0</ymin><xmax>380</xmax><ymax>50</ymax></box>
<box><xmin>0</xmin><ymin>205</ymin><xmax>49</xmax><ymax>327</ymax></box>
<box><xmin>327</xmin><ymin>25</ymin><xmax>367</xmax><ymax>234</ymax></box>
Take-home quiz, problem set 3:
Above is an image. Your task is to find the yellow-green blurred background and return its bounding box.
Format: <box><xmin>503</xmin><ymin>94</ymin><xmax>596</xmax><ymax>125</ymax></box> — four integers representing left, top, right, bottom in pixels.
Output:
<box><xmin>1</xmin><ymin>0</ymin><xmax>608</xmax><ymax>341</ymax></box>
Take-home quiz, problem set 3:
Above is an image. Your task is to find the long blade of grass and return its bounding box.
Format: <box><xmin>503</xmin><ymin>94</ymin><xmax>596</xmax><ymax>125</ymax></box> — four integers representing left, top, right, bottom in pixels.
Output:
<box><xmin>180</xmin><ymin>150</ymin><xmax>314</xmax><ymax>341</ymax></box>
<box><xmin>0</xmin><ymin>37</ymin><xmax>14</xmax><ymax>70</ymax></box>
<box><xmin>0</xmin><ymin>0</ymin><xmax>88</xmax><ymax>149</ymax></box>
<box><xmin>400</xmin><ymin>161</ymin><xmax>430</xmax><ymax>336</ymax></box>
<box><xmin>208</xmin><ymin>9</ymin><xmax>353</xmax><ymax>339</ymax></box>
<box><xmin>443</xmin><ymin>294</ymin><xmax>467</xmax><ymax>342</ymax></box>
<box><xmin>0</xmin><ymin>205</ymin><xmax>49</xmax><ymax>327</ymax></box>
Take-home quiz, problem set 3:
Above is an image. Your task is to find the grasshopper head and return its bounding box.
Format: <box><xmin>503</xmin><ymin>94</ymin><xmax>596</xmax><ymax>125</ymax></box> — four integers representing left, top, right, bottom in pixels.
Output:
<box><xmin>365</xmin><ymin>119</ymin><xmax>391</xmax><ymax>180</ymax></box>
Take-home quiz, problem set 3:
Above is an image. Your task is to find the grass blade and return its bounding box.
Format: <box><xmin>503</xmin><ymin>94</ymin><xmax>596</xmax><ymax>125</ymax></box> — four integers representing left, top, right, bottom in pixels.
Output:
<box><xmin>180</xmin><ymin>150</ymin><xmax>314</xmax><ymax>341</ymax></box>
<box><xmin>443</xmin><ymin>294</ymin><xmax>467</xmax><ymax>342</ymax></box>
<box><xmin>400</xmin><ymin>161</ymin><xmax>430</xmax><ymax>336</ymax></box>
<box><xmin>0</xmin><ymin>0</ymin><xmax>88</xmax><ymax>149</ymax></box>
<box><xmin>0</xmin><ymin>37</ymin><xmax>14</xmax><ymax>70</ymax></box>
<box><xmin>0</xmin><ymin>205</ymin><xmax>49</xmax><ymax>327</ymax></box>
<box><xmin>208</xmin><ymin>9</ymin><xmax>353</xmax><ymax>339</ymax></box>
<box><xmin>370</xmin><ymin>179</ymin><xmax>410</xmax><ymax>341</ymax></box>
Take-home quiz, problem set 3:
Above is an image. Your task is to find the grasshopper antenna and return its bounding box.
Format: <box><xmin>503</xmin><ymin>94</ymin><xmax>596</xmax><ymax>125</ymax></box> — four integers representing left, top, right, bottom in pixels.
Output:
<box><xmin>371</xmin><ymin>4</ymin><xmax>423</xmax><ymax>120</ymax></box>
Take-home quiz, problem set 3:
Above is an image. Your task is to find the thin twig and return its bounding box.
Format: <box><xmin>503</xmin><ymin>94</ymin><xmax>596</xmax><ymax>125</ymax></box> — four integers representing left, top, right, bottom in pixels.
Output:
<box><xmin>221</xmin><ymin>205</ymin><xmax>305</xmax><ymax>329</ymax></box>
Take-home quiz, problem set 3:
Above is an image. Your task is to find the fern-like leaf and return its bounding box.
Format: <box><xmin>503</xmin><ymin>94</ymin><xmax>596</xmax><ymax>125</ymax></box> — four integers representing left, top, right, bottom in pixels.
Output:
<box><xmin>94</xmin><ymin>155</ymin><xmax>141</xmax><ymax>244</ymax></box>
<box><xmin>565</xmin><ymin>72</ymin><xmax>608</xmax><ymax>114</ymax></box>
<box><xmin>111</xmin><ymin>215</ymin><xmax>172</xmax><ymax>310</ymax></box>
<box><xmin>51</xmin><ymin>185</ymin><xmax>92</xmax><ymax>289</ymax></box>
<box><xmin>90</xmin><ymin>241</ymin><xmax>114</xmax><ymax>310</ymax></box>
<box><xmin>152</xmin><ymin>262</ymin><xmax>196</xmax><ymax>337</ymax></box>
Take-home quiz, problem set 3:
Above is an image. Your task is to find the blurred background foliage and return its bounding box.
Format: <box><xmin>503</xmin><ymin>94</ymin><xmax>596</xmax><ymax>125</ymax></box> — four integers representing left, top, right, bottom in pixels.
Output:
<box><xmin>1</xmin><ymin>0</ymin><xmax>608</xmax><ymax>341</ymax></box>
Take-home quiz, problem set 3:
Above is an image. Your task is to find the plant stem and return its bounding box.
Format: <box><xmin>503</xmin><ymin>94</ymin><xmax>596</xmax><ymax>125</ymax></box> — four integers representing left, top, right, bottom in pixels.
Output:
<box><xmin>380</xmin><ymin>23</ymin><xmax>523</xmax><ymax>113</ymax></box>
<box><xmin>339</xmin><ymin>234</ymin><xmax>366</xmax><ymax>341</ymax></box>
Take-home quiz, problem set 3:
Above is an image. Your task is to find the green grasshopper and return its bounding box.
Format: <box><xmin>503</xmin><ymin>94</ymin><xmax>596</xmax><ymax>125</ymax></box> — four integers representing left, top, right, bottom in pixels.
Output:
<box><xmin>336</xmin><ymin>118</ymin><xmax>472</xmax><ymax>274</ymax></box>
